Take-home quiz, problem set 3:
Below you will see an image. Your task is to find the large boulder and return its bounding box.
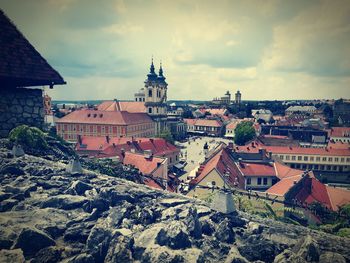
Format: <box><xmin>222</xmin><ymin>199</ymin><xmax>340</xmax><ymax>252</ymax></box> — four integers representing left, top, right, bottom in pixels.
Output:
<box><xmin>32</xmin><ymin>246</ymin><xmax>63</xmax><ymax>263</ymax></box>
<box><xmin>66</xmin><ymin>180</ymin><xmax>93</xmax><ymax>196</ymax></box>
<box><xmin>104</xmin><ymin>229</ymin><xmax>134</xmax><ymax>263</ymax></box>
<box><xmin>184</xmin><ymin>206</ymin><xmax>202</xmax><ymax>239</ymax></box>
<box><xmin>215</xmin><ymin>218</ymin><xmax>235</xmax><ymax>244</ymax></box>
<box><xmin>156</xmin><ymin>221</ymin><xmax>191</xmax><ymax>249</ymax></box>
<box><xmin>40</xmin><ymin>195</ymin><xmax>89</xmax><ymax>210</ymax></box>
<box><xmin>292</xmin><ymin>235</ymin><xmax>320</xmax><ymax>262</ymax></box>
<box><xmin>238</xmin><ymin>236</ymin><xmax>281</xmax><ymax>263</ymax></box>
<box><xmin>0</xmin><ymin>249</ymin><xmax>25</xmax><ymax>263</ymax></box>
<box><xmin>13</xmin><ymin>227</ymin><xmax>55</xmax><ymax>258</ymax></box>
<box><xmin>319</xmin><ymin>252</ymin><xmax>346</xmax><ymax>263</ymax></box>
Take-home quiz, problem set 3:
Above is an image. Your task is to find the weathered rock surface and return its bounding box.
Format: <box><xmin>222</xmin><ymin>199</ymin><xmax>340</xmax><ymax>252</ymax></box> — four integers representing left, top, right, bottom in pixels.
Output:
<box><xmin>0</xmin><ymin>138</ymin><xmax>349</xmax><ymax>262</ymax></box>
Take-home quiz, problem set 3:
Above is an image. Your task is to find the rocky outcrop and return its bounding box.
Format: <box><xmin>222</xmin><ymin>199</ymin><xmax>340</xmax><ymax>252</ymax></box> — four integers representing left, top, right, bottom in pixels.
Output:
<box><xmin>0</xmin><ymin>139</ymin><xmax>349</xmax><ymax>262</ymax></box>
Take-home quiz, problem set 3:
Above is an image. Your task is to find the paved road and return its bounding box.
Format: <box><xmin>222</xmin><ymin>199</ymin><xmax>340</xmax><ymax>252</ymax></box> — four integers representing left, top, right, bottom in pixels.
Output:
<box><xmin>177</xmin><ymin>136</ymin><xmax>233</xmax><ymax>181</ymax></box>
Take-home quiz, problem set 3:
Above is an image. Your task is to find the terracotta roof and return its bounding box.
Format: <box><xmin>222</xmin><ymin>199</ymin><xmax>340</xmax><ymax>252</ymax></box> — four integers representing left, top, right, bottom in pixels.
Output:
<box><xmin>237</xmin><ymin>162</ymin><xmax>276</xmax><ymax>177</ymax></box>
<box><xmin>97</xmin><ymin>101</ymin><xmax>146</xmax><ymax>113</ymax></box>
<box><xmin>268</xmin><ymin>175</ymin><xmax>350</xmax><ymax>211</ymax></box>
<box><xmin>329</xmin><ymin>127</ymin><xmax>350</xmax><ymax>138</ymax></box>
<box><xmin>327</xmin><ymin>141</ymin><xmax>350</xmax><ymax>150</ymax></box>
<box><xmin>274</xmin><ymin>161</ymin><xmax>305</xmax><ymax>179</ymax></box>
<box><xmin>56</xmin><ymin>109</ymin><xmax>153</xmax><ymax>125</ymax></box>
<box><xmin>236</xmin><ymin>141</ymin><xmax>350</xmax><ymax>156</ymax></box>
<box><xmin>0</xmin><ymin>10</ymin><xmax>65</xmax><ymax>87</ymax></box>
<box><xmin>226</xmin><ymin>121</ymin><xmax>240</xmax><ymax>130</ymax></box>
<box><xmin>76</xmin><ymin>136</ymin><xmax>151</xmax><ymax>152</ymax></box>
<box><xmin>76</xmin><ymin>136</ymin><xmax>179</xmax><ymax>159</ymax></box>
<box><xmin>183</xmin><ymin>119</ymin><xmax>196</xmax><ymax>126</ymax></box>
<box><xmin>266</xmin><ymin>174</ymin><xmax>303</xmax><ymax>196</ymax></box>
<box><xmin>123</xmin><ymin>152</ymin><xmax>165</xmax><ymax>175</ymax></box>
<box><xmin>206</xmin><ymin>108</ymin><xmax>227</xmax><ymax>116</ymax></box>
<box><xmin>184</xmin><ymin>118</ymin><xmax>223</xmax><ymax>128</ymax></box>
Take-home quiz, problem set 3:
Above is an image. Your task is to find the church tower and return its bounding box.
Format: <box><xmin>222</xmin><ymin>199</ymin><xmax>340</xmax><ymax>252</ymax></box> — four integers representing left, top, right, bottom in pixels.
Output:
<box><xmin>144</xmin><ymin>59</ymin><xmax>168</xmax><ymax>134</ymax></box>
<box><xmin>235</xmin><ymin>90</ymin><xmax>241</xmax><ymax>104</ymax></box>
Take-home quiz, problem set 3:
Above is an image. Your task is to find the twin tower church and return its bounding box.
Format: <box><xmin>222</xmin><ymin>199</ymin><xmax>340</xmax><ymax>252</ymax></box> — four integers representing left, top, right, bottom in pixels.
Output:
<box><xmin>135</xmin><ymin>59</ymin><xmax>168</xmax><ymax>133</ymax></box>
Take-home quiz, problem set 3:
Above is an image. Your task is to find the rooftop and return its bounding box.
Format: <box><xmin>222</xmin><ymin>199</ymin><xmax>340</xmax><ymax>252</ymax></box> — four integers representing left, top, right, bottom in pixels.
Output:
<box><xmin>97</xmin><ymin>101</ymin><xmax>146</xmax><ymax>113</ymax></box>
<box><xmin>56</xmin><ymin>109</ymin><xmax>153</xmax><ymax>125</ymax></box>
<box><xmin>0</xmin><ymin>10</ymin><xmax>65</xmax><ymax>87</ymax></box>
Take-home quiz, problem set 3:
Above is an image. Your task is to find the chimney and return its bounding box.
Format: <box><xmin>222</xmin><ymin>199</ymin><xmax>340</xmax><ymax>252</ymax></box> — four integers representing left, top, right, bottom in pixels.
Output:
<box><xmin>144</xmin><ymin>150</ymin><xmax>153</xmax><ymax>158</ymax></box>
<box><xmin>106</xmin><ymin>135</ymin><xmax>110</xmax><ymax>144</ymax></box>
<box><xmin>258</xmin><ymin>148</ymin><xmax>267</xmax><ymax>160</ymax></box>
<box><xmin>150</xmin><ymin>138</ymin><xmax>154</xmax><ymax>143</ymax></box>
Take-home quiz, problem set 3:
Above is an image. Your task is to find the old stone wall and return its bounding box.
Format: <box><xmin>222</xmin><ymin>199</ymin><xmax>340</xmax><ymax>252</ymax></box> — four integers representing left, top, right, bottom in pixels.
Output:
<box><xmin>0</xmin><ymin>88</ymin><xmax>44</xmax><ymax>137</ymax></box>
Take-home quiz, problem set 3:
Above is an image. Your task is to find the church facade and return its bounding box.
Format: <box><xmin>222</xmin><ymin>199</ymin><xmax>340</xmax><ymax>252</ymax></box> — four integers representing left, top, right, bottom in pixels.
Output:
<box><xmin>135</xmin><ymin>60</ymin><xmax>168</xmax><ymax>135</ymax></box>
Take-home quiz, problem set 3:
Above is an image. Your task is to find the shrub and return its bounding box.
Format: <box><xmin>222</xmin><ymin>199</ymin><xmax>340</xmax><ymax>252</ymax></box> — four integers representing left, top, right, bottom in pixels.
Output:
<box><xmin>337</xmin><ymin>228</ymin><xmax>350</xmax><ymax>238</ymax></box>
<box><xmin>9</xmin><ymin>125</ymin><xmax>48</xmax><ymax>150</ymax></box>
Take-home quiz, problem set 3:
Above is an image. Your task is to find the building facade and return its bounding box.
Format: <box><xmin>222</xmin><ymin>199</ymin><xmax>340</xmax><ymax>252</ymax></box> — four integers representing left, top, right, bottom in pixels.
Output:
<box><xmin>184</xmin><ymin>119</ymin><xmax>224</xmax><ymax>137</ymax></box>
<box><xmin>135</xmin><ymin>60</ymin><xmax>168</xmax><ymax>135</ymax></box>
<box><xmin>56</xmin><ymin>109</ymin><xmax>155</xmax><ymax>142</ymax></box>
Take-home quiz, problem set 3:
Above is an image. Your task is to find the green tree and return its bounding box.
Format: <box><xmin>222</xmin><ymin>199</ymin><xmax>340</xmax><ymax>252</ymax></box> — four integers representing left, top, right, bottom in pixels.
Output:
<box><xmin>157</xmin><ymin>128</ymin><xmax>174</xmax><ymax>144</ymax></box>
<box><xmin>233</xmin><ymin>121</ymin><xmax>256</xmax><ymax>145</ymax></box>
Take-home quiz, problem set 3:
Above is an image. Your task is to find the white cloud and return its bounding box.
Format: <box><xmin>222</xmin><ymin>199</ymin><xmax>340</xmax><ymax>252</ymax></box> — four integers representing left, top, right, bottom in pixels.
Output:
<box><xmin>262</xmin><ymin>0</ymin><xmax>350</xmax><ymax>76</ymax></box>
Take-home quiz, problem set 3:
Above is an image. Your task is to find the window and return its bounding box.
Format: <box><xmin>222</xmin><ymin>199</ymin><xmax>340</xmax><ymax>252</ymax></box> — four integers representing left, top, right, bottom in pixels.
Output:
<box><xmin>322</xmin><ymin>157</ymin><xmax>327</xmax><ymax>162</ymax></box>
<box><xmin>292</xmin><ymin>156</ymin><xmax>296</xmax><ymax>161</ymax></box>
<box><xmin>328</xmin><ymin>157</ymin><xmax>333</xmax><ymax>162</ymax></box>
<box><xmin>263</xmin><ymin>178</ymin><xmax>268</xmax><ymax>185</ymax></box>
<box><xmin>148</xmin><ymin>108</ymin><xmax>152</xmax><ymax>114</ymax></box>
<box><xmin>279</xmin><ymin>155</ymin><xmax>284</xmax><ymax>160</ymax></box>
<box><xmin>170</xmin><ymin>157</ymin><xmax>172</xmax><ymax>163</ymax></box>
<box><xmin>257</xmin><ymin>178</ymin><xmax>262</xmax><ymax>185</ymax></box>
<box><xmin>310</xmin><ymin>156</ymin><xmax>314</xmax><ymax>161</ymax></box>
<box><xmin>335</xmin><ymin>157</ymin><xmax>339</xmax><ymax>162</ymax></box>
<box><xmin>247</xmin><ymin>178</ymin><xmax>251</xmax><ymax>185</ymax></box>
<box><xmin>316</xmin><ymin>157</ymin><xmax>320</xmax><ymax>162</ymax></box>
<box><xmin>285</xmin><ymin>155</ymin><xmax>290</xmax><ymax>160</ymax></box>
<box><xmin>298</xmin><ymin>156</ymin><xmax>302</xmax><ymax>161</ymax></box>
<box><xmin>304</xmin><ymin>156</ymin><xmax>308</xmax><ymax>161</ymax></box>
<box><xmin>341</xmin><ymin>158</ymin><xmax>344</xmax><ymax>163</ymax></box>
<box><xmin>148</xmin><ymin>89</ymin><xmax>152</xmax><ymax>97</ymax></box>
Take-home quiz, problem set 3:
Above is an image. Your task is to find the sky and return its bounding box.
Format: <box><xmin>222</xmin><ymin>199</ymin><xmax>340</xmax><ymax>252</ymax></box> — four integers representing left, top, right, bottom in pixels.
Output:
<box><xmin>1</xmin><ymin>0</ymin><xmax>350</xmax><ymax>101</ymax></box>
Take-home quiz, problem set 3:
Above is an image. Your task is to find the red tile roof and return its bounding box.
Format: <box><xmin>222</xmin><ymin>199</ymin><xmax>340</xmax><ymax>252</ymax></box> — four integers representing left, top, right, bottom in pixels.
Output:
<box><xmin>226</xmin><ymin>120</ymin><xmax>240</xmax><ymax>130</ymax></box>
<box><xmin>184</xmin><ymin>118</ymin><xmax>223</xmax><ymax>127</ymax></box>
<box><xmin>123</xmin><ymin>152</ymin><xmax>165</xmax><ymax>175</ymax></box>
<box><xmin>266</xmin><ymin>174</ymin><xmax>303</xmax><ymax>196</ymax></box>
<box><xmin>76</xmin><ymin>136</ymin><xmax>179</xmax><ymax>159</ymax></box>
<box><xmin>56</xmin><ymin>109</ymin><xmax>153</xmax><ymax>125</ymax></box>
<box><xmin>329</xmin><ymin>127</ymin><xmax>350</xmax><ymax>138</ymax></box>
<box><xmin>0</xmin><ymin>10</ymin><xmax>65</xmax><ymax>87</ymax></box>
<box><xmin>97</xmin><ymin>101</ymin><xmax>146</xmax><ymax>113</ymax></box>
<box><xmin>236</xmin><ymin>141</ymin><xmax>350</xmax><ymax>156</ymax></box>
<box><xmin>268</xmin><ymin>175</ymin><xmax>350</xmax><ymax>211</ymax></box>
<box><xmin>183</xmin><ymin>119</ymin><xmax>196</xmax><ymax>126</ymax></box>
<box><xmin>237</xmin><ymin>162</ymin><xmax>276</xmax><ymax>177</ymax></box>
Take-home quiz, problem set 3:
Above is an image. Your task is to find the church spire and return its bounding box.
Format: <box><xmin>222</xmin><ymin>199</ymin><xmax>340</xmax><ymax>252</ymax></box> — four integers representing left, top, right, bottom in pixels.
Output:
<box><xmin>150</xmin><ymin>56</ymin><xmax>155</xmax><ymax>74</ymax></box>
<box><xmin>159</xmin><ymin>61</ymin><xmax>163</xmax><ymax>76</ymax></box>
<box><xmin>146</xmin><ymin>56</ymin><xmax>157</xmax><ymax>82</ymax></box>
<box><xmin>157</xmin><ymin>60</ymin><xmax>166</xmax><ymax>85</ymax></box>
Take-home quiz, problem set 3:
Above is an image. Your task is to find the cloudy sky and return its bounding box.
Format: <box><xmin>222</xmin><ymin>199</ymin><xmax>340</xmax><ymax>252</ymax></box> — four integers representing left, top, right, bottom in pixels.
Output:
<box><xmin>1</xmin><ymin>0</ymin><xmax>349</xmax><ymax>101</ymax></box>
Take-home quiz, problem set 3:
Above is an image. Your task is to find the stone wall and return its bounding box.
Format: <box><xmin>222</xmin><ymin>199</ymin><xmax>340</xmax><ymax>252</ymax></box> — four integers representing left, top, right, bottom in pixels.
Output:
<box><xmin>0</xmin><ymin>88</ymin><xmax>44</xmax><ymax>137</ymax></box>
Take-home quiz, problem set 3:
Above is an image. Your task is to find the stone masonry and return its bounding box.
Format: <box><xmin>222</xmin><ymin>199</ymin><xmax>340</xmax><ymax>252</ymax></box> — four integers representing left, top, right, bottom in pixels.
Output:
<box><xmin>0</xmin><ymin>88</ymin><xmax>44</xmax><ymax>137</ymax></box>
